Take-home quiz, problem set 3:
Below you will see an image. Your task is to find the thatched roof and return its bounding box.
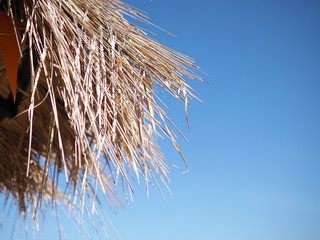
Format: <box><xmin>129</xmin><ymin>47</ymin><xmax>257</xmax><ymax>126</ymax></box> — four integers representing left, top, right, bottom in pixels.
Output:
<box><xmin>0</xmin><ymin>0</ymin><xmax>202</xmax><ymax>223</ymax></box>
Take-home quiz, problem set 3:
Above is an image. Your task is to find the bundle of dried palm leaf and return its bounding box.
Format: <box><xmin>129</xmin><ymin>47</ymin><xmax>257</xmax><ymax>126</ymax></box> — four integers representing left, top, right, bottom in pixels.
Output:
<box><xmin>0</xmin><ymin>0</ymin><xmax>202</xmax><ymax>220</ymax></box>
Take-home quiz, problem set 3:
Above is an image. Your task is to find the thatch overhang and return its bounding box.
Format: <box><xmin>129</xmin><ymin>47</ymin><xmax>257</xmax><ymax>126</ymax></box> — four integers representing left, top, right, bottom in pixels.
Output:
<box><xmin>0</xmin><ymin>0</ymin><xmax>202</xmax><ymax>220</ymax></box>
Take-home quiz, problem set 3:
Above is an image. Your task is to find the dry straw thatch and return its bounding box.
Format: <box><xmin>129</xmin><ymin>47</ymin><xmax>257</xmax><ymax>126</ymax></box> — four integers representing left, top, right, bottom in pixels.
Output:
<box><xmin>0</xmin><ymin>0</ymin><xmax>202</xmax><ymax>222</ymax></box>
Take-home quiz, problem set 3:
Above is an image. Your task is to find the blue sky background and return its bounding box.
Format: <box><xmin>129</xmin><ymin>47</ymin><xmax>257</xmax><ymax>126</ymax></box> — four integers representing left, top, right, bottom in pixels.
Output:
<box><xmin>1</xmin><ymin>0</ymin><xmax>320</xmax><ymax>239</ymax></box>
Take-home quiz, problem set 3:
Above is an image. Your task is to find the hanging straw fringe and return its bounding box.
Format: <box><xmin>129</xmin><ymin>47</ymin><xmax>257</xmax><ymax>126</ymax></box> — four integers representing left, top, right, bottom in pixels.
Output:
<box><xmin>0</xmin><ymin>0</ymin><xmax>202</xmax><ymax>218</ymax></box>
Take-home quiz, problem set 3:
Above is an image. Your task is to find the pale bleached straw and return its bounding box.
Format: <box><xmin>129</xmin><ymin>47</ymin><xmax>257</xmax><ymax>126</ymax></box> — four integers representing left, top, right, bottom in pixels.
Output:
<box><xmin>0</xmin><ymin>0</ymin><xmax>203</xmax><ymax>226</ymax></box>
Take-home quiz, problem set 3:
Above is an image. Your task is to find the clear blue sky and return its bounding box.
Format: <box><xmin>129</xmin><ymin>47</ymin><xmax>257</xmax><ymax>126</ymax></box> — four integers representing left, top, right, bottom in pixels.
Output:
<box><xmin>1</xmin><ymin>0</ymin><xmax>320</xmax><ymax>239</ymax></box>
